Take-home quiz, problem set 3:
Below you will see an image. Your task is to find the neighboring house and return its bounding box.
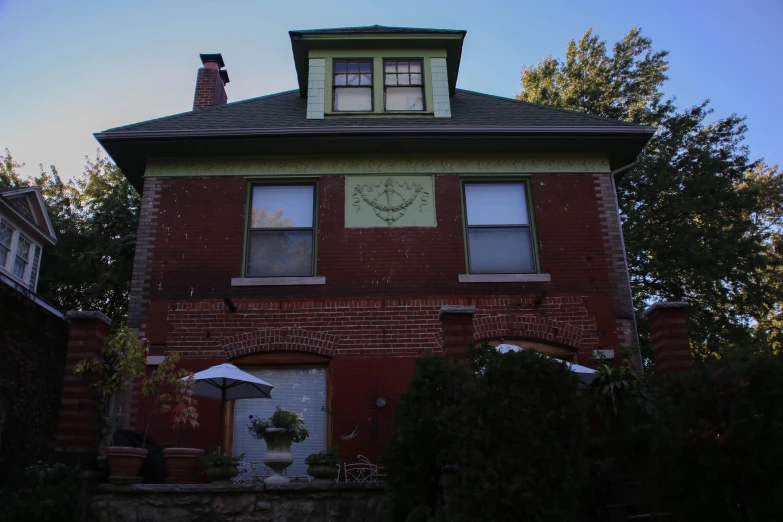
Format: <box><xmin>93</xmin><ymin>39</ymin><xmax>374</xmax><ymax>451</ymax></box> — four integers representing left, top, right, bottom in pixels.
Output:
<box><xmin>0</xmin><ymin>186</ymin><xmax>69</xmax><ymax>484</ymax></box>
<box><xmin>0</xmin><ymin>187</ymin><xmax>56</xmax><ymax>293</ymax></box>
<box><xmin>94</xmin><ymin>26</ymin><xmax>655</xmax><ymax>469</ymax></box>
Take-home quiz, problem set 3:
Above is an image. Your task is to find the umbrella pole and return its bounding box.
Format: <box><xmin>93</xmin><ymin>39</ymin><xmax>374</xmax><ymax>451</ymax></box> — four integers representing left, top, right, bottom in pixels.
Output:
<box><xmin>220</xmin><ymin>386</ymin><xmax>226</xmax><ymax>453</ymax></box>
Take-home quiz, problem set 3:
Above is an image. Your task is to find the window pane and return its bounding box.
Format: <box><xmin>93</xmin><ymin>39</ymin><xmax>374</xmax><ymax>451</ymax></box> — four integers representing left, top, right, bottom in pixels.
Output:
<box><xmin>359</xmin><ymin>73</ymin><xmax>371</xmax><ymax>85</ymax></box>
<box><xmin>385</xmin><ymin>74</ymin><xmax>396</xmax><ymax>86</ymax></box>
<box><xmin>359</xmin><ymin>62</ymin><xmax>371</xmax><ymax>73</ymax></box>
<box><xmin>334</xmin><ymin>62</ymin><xmax>346</xmax><ymax>73</ymax></box>
<box><xmin>465</xmin><ymin>183</ymin><xmax>529</xmax><ymax>225</ymax></box>
<box><xmin>386</xmin><ymin>86</ymin><xmax>424</xmax><ymax>111</ymax></box>
<box><xmin>334</xmin><ymin>87</ymin><xmax>372</xmax><ymax>111</ymax></box>
<box><xmin>251</xmin><ymin>186</ymin><xmax>314</xmax><ymax>228</ymax></box>
<box><xmin>409</xmin><ymin>61</ymin><xmax>422</xmax><ymax>73</ymax></box>
<box><xmin>0</xmin><ymin>223</ymin><xmax>11</xmax><ymax>270</ymax></box>
<box><xmin>347</xmin><ymin>73</ymin><xmax>359</xmax><ymax>86</ymax></box>
<box><xmin>334</xmin><ymin>74</ymin><xmax>346</xmax><ymax>86</ymax></box>
<box><xmin>0</xmin><ymin>246</ymin><xmax>7</xmax><ymax>268</ymax></box>
<box><xmin>347</xmin><ymin>62</ymin><xmax>359</xmax><ymax>73</ymax></box>
<box><xmin>410</xmin><ymin>73</ymin><xmax>421</xmax><ymax>85</ymax></box>
<box><xmin>247</xmin><ymin>230</ymin><xmax>313</xmax><ymax>277</ymax></box>
<box><xmin>397</xmin><ymin>74</ymin><xmax>410</xmax><ymax>86</ymax></box>
<box><xmin>397</xmin><ymin>62</ymin><xmax>409</xmax><ymax>73</ymax></box>
<box><xmin>385</xmin><ymin>62</ymin><xmax>396</xmax><ymax>73</ymax></box>
<box><xmin>468</xmin><ymin>228</ymin><xmax>535</xmax><ymax>273</ymax></box>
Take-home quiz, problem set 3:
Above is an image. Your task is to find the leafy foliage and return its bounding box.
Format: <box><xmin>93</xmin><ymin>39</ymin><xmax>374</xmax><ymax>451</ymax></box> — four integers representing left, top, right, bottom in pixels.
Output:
<box><xmin>518</xmin><ymin>28</ymin><xmax>783</xmax><ymax>357</ymax></box>
<box><xmin>0</xmin><ymin>462</ymin><xmax>83</xmax><ymax>522</ymax></box>
<box><xmin>0</xmin><ymin>148</ymin><xmax>139</xmax><ymax>326</ymax></box>
<box><xmin>202</xmin><ymin>450</ymin><xmax>244</xmax><ymax>468</ymax></box>
<box><xmin>304</xmin><ymin>445</ymin><xmax>341</xmax><ymax>466</ymax></box>
<box><xmin>384</xmin><ymin>346</ymin><xmax>588</xmax><ymax>522</ymax></box>
<box><xmin>248</xmin><ymin>407</ymin><xmax>310</xmax><ymax>443</ymax></box>
<box><xmin>384</xmin><ymin>353</ymin><xmax>472</xmax><ymax>522</ymax></box>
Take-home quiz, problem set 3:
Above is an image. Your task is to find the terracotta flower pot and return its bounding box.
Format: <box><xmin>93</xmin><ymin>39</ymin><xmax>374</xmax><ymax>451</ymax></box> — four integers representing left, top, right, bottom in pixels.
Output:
<box><xmin>163</xmin><ymin>447</ymin><xmax>205</xmax><ymax>484</ymax></box>
<box><xmin>206</xmin><ymin>460</ymin><xmax>241</xmax><ymax>483</ymax></box>
<box><xmin>262</xmin><ymin>428</ymin><xmax>295</xmax><ymax>484</ymax></box>
<box><xmin>306</xmin><ymin>463</ymin><xmax>339</xmax><ymax>484</ymax></box>
<box><xmin>106</xmin><ymin>446</ymin><xmax>148</xmax><ymax>484</ymax></box>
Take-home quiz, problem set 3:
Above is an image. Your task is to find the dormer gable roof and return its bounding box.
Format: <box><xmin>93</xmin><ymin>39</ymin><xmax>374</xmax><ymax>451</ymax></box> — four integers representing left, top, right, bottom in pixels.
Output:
<box><xmin>0</xmin><ymin>187</ymin><xmax>57</xmax><ymax>245</ymax></box>
<box><xmin>289</xmin><ymin>24</ymin><xmax>466</xmax><ymax>97</ymax></box>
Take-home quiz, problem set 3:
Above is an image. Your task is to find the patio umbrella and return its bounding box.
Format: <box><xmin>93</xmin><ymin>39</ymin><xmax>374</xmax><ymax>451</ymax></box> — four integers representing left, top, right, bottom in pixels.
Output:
<box><xmin>185</xmin><ymin>363</ymin><xmax>274</xmax><ymax>447</ymax></box>
<box><xmin>494</xmin><ymin>344</ymin><xmax>597</xmax><ymax>386</ymax></box>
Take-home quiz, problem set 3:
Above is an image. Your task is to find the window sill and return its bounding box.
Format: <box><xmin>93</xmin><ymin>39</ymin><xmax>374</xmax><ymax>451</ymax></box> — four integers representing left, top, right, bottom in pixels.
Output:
<box><xmin>458</xmin><ymin>273</ymin><xmax>551</xmax><ymax>283</ymax></box>
<box><xmin>231</xmin><ymin>276</ymin><xmax>326</xmax><ymax>287</ymax></box>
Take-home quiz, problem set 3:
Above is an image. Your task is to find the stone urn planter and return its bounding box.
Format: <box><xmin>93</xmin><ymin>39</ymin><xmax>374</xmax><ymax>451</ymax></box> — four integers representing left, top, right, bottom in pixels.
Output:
<box><xmin>163</xmin><ymin>447</ymin><xmax>205</xmax><ymax>484</ymax></box>
<box><xmin>262</xmin><ymin>428</ymin><xmax>295</xmax><ymax>484</ymax></box>
<box><xmin>106</xmin><ymin>446</ymin><xmax>148</xmax><ymax>484</ymax></box>
<box><xmin>307</xmin><ymin>463</ymin><xmax>339</xmax><ymax>484</ymax></box>
<box><xmin>205</xmin><ymin>460</ymin><xmax>241</xmax><ymax>483</ymax></box>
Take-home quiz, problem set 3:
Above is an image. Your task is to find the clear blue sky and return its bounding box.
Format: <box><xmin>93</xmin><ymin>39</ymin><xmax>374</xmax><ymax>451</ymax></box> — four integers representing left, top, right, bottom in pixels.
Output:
<box><xmin>1</xmin><ymin>0</ymin><xmax>780</xmax><ymax>180</ymax></box>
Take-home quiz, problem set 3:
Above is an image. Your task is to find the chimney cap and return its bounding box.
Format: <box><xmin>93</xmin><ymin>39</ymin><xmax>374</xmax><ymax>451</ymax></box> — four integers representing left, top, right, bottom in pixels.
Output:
<box><xmin>200</xmin><ymin>53</ymin><xmax>225</xmax><ymax>68</ymax></box>
<box><xmin>219</xmin><ymin>69</ymin><xmax>230</xmax><ymax>84</ymax></box>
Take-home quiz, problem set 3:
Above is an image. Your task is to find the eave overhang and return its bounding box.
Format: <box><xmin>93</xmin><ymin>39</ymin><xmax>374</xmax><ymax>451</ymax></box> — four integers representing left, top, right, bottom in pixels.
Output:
<box><xmin>95</xmin><ymin>125</ymin><xmax>656</xmax><ymax>194</ymax></box>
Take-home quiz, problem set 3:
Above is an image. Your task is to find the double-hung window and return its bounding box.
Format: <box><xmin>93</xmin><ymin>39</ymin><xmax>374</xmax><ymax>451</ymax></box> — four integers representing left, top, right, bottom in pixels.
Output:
<box><xmin>384</xmin><ymin>60</ymin><xmax>424</xmax><ymax>111</ymax></box>
<box><xmin>12</xmin><ymin>235</ymin><xmax>31</xmax><ymax>279</ymax></box>
<box><xmin>333</xmin><ymin>60</ymin><xmax>373</xmax><ymax>112</ymax></box>
<box><xmin>0</xmin><ymin>222</ymin><xmax>12</xmax><ymax>269</ymax></box>
<box><xmin>463</xmin><ymin>182</ymin><xmax>536</xmax><ymax>274</ymax></box>
<box><xmin>246</xmin><ymin>185</ymin><xmax>315</xmax><ymax>277</ymax></box>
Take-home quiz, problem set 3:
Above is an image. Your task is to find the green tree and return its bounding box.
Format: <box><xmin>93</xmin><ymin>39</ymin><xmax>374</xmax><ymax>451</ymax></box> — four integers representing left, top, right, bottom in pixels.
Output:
<box><xmin>1</xmin><ymin>149</ymin><xmax>139</xmax><ymax>325</ymax></box>
<box><xmin>519</xmin><ymin>28</ymin><xmax>782</xmax><ymax>358</ymax></box>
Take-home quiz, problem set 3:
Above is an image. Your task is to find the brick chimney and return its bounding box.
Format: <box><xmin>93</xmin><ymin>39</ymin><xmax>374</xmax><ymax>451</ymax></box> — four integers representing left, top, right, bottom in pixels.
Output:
<box><xmin>193</xmin><ymin>53</ymin><xmax>230</xmax><ymax>111</ymax></box>
<box><xmin>643</xmin><ymin>301</ymin><xmax>692</xmax><ymax>375</ymax></box>
<box><xmin>439</xmin><ymin>306</ymin><xmax>477</xmax><ymax>359</ymax></box>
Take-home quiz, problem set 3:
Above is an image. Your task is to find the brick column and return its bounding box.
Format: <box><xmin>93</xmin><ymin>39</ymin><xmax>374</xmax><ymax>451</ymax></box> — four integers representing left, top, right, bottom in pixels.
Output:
<box><xmin>56</xmin><ymin>311</ymin><xmax>111</xmax><ymax>468</ymax></box>
<box><xmin>642</xmin><ymin>302</ymin><xmax>691</xmax><ymax>375</ymax></box>
<box><xmin>439</xmin><ymin>306</ymin><xmax>477</xmax><ymax>359</ymax></box>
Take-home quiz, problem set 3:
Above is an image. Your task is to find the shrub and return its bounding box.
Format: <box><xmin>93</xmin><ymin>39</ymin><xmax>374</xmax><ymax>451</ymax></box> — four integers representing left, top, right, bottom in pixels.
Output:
<box><xmin>248</xmin><ymin>407</ymin><xmax>309</xmax><ymax>443</ymax></box>
<box><xmin>305</xmin><ymin>446</ymin><xmax>341</xmax><ymax>466</ymax></box>
<box><xmin>0</xmin><ymin>462</ymin><xmax>83</xmax><ymax>522</ymax></box>
<box><xmin>384</xmin><ymin>346</ymin><xmax>589</xmax><ymax>522</ymax></box>
<box><xmin>384</xmin><ymin>353</ymin><xmax>472</xmax><ymax>522</ymax></box>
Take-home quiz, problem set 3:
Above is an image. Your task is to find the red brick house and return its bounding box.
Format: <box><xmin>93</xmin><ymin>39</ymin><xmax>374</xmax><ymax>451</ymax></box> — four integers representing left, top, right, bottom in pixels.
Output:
<box><xmin>94</xmin><ymin>26</ymin><xmax>655</xmax><ymax>472</ymax></box>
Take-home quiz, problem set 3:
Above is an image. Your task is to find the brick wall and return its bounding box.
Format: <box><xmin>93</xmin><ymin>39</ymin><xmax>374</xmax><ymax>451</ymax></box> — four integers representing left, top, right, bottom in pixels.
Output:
<box><xmin>128</xmin><ymin>170</ymin><xmax>636</xmax><ymax>457</ymax></box>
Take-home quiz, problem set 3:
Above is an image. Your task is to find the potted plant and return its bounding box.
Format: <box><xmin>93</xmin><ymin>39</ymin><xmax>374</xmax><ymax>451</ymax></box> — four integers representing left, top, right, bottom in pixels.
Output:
<box><xmin>74</xmin><ymin>325</ymin><xmax>196</xmax><ymax>484</ymax></box>
<box><xmin>202</xmin><ymin>450</ymin><xmax>245</xmax><ymax>483</ymax></box>
<box><xmin>248</xmin><ymin>407</ymin><xmax>309</xmax><ymax>483</ymax></box>
<box><xmin>305</xmin><ymin>446</ymin><xmax>341</xmax><ymax>484</ymax></box>
<box><xmin>157</xmin><ymin>370</ymin><xmax>203</xmax><ymax>484</ymax></box>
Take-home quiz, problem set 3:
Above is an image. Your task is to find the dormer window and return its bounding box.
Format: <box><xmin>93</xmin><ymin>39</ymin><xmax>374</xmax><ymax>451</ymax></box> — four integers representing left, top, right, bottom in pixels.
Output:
<box><xmin>333</xmin><ymin>60</ymin><xmax>372</xmax><ymax>111</ymax></box>
<box><xmin>384</xmin><ymin>60</ymin><xmax>424</xmax><ymax>111</ymax></box>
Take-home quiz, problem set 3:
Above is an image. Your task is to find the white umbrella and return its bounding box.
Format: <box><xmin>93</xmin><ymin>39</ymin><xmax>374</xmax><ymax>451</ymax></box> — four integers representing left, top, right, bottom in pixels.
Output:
<box><xmin>494</xmin><ymin>344</ymin><xmax>597</xmax><ymax>386</ymax></box>
<box><xmin>185</xmin><ymin>363</ymin><xmax>275</xmax><ymax>443</ymax></box>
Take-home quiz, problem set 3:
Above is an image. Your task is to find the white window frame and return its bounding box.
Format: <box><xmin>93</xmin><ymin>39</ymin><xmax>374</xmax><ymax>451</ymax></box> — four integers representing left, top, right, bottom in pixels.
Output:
<box><xmin>0</xmin><ymin>216</ymin><xmax>39</xmax><ymax>286</ymax></box>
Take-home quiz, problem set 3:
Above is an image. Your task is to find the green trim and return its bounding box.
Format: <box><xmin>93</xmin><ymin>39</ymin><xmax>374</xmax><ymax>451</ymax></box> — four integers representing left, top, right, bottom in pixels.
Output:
<box><xmin>345</xmin><ymin>175</ymin><xmax>436</xmax><ymax>228</ymax></box>
<box><xmin>243</xmin><ymin>179</ymin><xmax>320</xmax><ymax>278</ymax></box>
<box><xmin>300</xmin><ymin>34</ymin><xmax>463</xmax><ymax>42</ymax></box>
<box><xmin>460</xmin><ymin>177</ymin><xmax>542</xmax><ymax>275</ymax></box>
<box><xmin>145</xmin><ymin>155</ymin><xmax>611</xmax><ymax>178</ymax></box>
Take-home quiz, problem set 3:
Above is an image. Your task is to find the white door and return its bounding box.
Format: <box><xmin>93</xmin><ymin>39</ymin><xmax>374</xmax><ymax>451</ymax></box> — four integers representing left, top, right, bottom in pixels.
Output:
<box><xmin>232</xmin><ymin>367</ymin><xmax>327</xmax><ymax>477</ymax></box>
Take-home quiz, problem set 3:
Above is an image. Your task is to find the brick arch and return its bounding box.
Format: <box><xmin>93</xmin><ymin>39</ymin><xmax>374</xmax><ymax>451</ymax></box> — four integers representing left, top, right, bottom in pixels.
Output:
<box><xmin>473</xmin><ymin>313</ymin><xmax>584</xmax><ymax>350</ymax></box>
<box><xmin>219</xmin><ymin>328</ymin><xmax>338</xmax><ymax>359</ymax></box>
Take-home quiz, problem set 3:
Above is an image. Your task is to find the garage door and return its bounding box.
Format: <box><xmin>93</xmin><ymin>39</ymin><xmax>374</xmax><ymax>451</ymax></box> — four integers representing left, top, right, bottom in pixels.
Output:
<box><xmin>232</xmin><ymin>367</ymin><xmax>327</xmax><ymax>478</ymax></box>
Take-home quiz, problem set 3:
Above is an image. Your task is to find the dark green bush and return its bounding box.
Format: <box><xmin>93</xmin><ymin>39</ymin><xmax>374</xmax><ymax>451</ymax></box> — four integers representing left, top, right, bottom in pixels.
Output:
<box><xmin>384</xmin><ymin>346</ymin><xmax>588</xmax><ymax>522</ymax></box>
<box><xmin>384</xmin><ymin>353</ymin><xmax>472</xmax><ymax>522</ymax></box>
<box><xmin>654</xmin><ymin>354</ymin><xmax>783</xmax><ymax>521</ymax></box>
<box><xmin>0</xmin><ymin>462</ymin><xmax>83</xmax><ymax>522</ymax></box>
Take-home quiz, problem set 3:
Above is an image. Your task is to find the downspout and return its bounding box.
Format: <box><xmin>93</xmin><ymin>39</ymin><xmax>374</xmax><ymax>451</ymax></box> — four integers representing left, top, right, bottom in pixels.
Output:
<box><xmin>609</xmin><ymin>158</ymin><xmax>644</xmax><ymax>373</ymax></box>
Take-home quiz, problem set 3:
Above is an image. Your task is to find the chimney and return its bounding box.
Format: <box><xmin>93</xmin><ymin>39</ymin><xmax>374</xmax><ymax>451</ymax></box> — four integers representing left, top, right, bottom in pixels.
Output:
<box><xmin>642</xmin><ymin>301</ymin><xmax>692</xmax><ymax>375</ymax></box>
<box><xmin>193</xmin><ymin>53</ymin><xmax>230</xmax><ymax>111</ymax></box>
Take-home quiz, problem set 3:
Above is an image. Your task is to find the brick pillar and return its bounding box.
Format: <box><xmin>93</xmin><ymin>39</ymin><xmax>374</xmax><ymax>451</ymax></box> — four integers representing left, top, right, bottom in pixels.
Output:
<box><xmin>56</xmin><ymin>311</ymin><xmax>111</xmax><ymax>468</ymax></box>
<box><xmin>439</xmin><ymin>305</ymin><xmax>477</xmax><ymax>359</ymax></box>
<box><xmin>642</xmin><ymin>302</ymin><xmax>691</xmax><ymax>375</ymax></box>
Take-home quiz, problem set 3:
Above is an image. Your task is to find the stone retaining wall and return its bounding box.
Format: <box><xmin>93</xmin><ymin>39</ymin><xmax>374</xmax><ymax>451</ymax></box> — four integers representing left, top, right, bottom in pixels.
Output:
<box><xmin>88</xmin><ymin>483</ymin><xmax>386</xmax><ymax>522</ymax></box>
